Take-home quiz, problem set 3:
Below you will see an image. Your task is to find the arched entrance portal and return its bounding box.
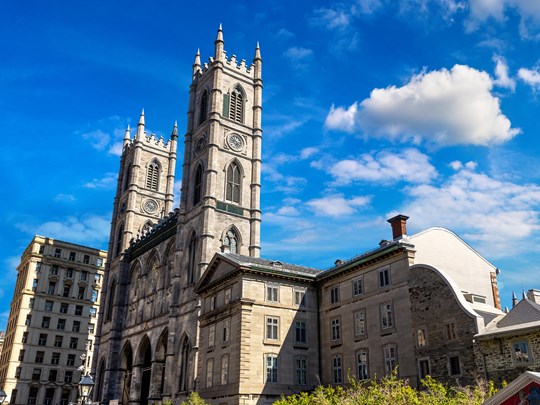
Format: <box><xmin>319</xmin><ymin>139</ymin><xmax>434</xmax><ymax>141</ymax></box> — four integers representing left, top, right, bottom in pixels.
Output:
<box><xmin>120</xmin><ymin>342</ymin><xmax>133</xmax><ymax>405</ymax></box>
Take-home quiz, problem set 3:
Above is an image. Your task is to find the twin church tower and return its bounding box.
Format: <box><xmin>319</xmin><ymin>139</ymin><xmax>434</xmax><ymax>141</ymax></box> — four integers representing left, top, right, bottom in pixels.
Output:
<box><xmin>94</xmin><ymin>26</ymin><xmax>263</xmax><ymax>404</ymax></box>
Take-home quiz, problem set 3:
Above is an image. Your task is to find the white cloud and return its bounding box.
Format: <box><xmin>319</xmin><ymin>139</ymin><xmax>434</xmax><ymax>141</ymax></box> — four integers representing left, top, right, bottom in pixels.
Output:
<box><xmin>82</xmin><ymin>130</ymin><xmax>110</xmax><ymax>151</ymax></box>
<box><xmin>306</xmin><ymin>194</ymin><xmax>371</xmax><ymax>217</ymax></box>
<box><xmin>493</xmin><ymin>55</ymin><xmax>516</xmax><ymax>90</ymax></box>
<box><xmin>54</xmin><ymin>194</ymin><xmax>76</xmax><ymax>202</ymax></box>
<box><xmin>311</xmin><ymin>7</ymin><xmax>352</xmax><ymax>30</ymax></box>
<box><xmin>266</xmin><ymin>119</ymin><xmax>307</xmax><ymax>138</ymax></box>
<box><xmin>84</xmin><ymin>172</ymin><xmax>118</xmax><ymax>189</ymax></box>
<box><xmin>518</xmin><ymin>67</ymin><xmax>540</xmax><ymax>90</ymax></box>
<box><xmin>328</xmin><ymin>149</ymin><xmax>437</xmax><ymax>185</ymax></box>
<box><xmin>275</xmin><ymin>28</ymin><xmax>295</xmax><ymax>39</ymax></box>
<box><xmin>108</xmin><ymin>142</ymin><xmax>124</xmax><ymax>156</ymax></box>
<box><xmin>325</xmin><ymin>64</ymin><xmax>520</xmax><ymax>147</ymax></box>
<box><xmin>283</xmin><ymin>47</ymin><xmax>313</xmax><ymax>61</ymax></box>
<box><xmin>300</xmin><ymin>147</ymin><xmax>319</xmax><ymax>160</ymax></box>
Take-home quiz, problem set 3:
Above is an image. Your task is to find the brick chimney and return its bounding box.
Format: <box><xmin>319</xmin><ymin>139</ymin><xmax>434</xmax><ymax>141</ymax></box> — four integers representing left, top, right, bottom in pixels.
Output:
<box><xmin>387</xmin><ymin>214</ymin><xmax>409</xmax><ymax>240</ymax></box>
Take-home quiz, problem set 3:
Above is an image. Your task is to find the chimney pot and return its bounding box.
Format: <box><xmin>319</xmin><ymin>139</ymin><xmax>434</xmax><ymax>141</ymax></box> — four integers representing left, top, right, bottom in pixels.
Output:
<box><xmin>387</xmin><ymin>214</ymin><xmax>409</xmax><ymax>240</ymax></box>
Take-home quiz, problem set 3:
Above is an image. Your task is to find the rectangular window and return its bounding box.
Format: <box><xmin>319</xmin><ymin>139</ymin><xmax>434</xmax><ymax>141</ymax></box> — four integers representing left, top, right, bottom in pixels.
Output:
<box><xmin>96</xmin><ymin>258</ymin><xmax>104</xmax><ymax>267</ymax></box>
<box><xmin>89</xmin><ymin>307</ymin><xmax>97</xmax><ymax>317</ymax></box>
<box><xmin>295</xmin><ymin>321</ymin><xmax>306</xmax><ymax>343</ymax></box>
<box><xmin>513</xmin><ymin>341</ymin><xmax>530</xmax><ymax>363</ymax></box>
<box><xmin>417</xmin><ymin>328</ymin><xmax>427</xmax><ymax>347</ymax></box>
<box><xmin>94</xmin><ymin>273</ymin><xmax>102</xmax><ymax>283</ymax></box>
<box><xmin>224</xmin><ymin>288</ymin><xmax>231</xmax><ymax>304</ymax></box>
<box><xmin>66</xmin><ymin>268</ymin><xmax>73</xmax><ymax>278</ymax></box>
<box><xmin>221</xmin><ymin>355</ymin><xmax>229</xmax><ymax>385</ymax></box>
<box><xmin>83</xmin><ymin>254</ymin><xmax>90</xmax><ymax>264</ymax></box>
<box><xmin>48</xmin><ymin>281</ymin><xmax>56</xmax><ymax>295</ymax></box>
<box><xmin>445</xmin><ymin>322</ymin><xmax>457</xmax><ymax>340</ymax></box>
<box><xmin>80</xmin><ymin>271</ymin><xmax>88</xmax><ymax>281</ymax></box>
<box><xmin>15</xmin><ymin>367</ymin><xmax>21</xmax><ymax>378</ymax></box>
<box><xmin>79</xmin><ymin>286</ymin><xmax>87</xmax><ymax>300</ymax></box>
<box><xmin>222</xmin><ymin>318</ymin><xmax>230</xmax><ymax>342</ymax></box>
<box><xmin>419</xmin><ymin>358</ymin><xmax>430</xmax><ymax>380</ymax></box>
<box><xmin>35</xmin><ymin>351</ymin><xmax>44</xmax><ymax>363</ymax></box>
<box><xmin>266</xmin><ymin>354</ymin><xmax>278</xmax><ymax>383</ymax></box>
<box><xmin>294</xmin><ymin>356</ymin><xmax>307</xmax><ymax>385</ymax></box>
<box><xmin>266</xmin><ymin>317</ymin><xmax>279</xmax><ymax>340</ymax></box>
<box><xmin>67</xmin><ymin>354</ymin><xmax>75</xmax><ymax>366</ymax></box>
<box><xmin>380</xmin><ymin>302</ymin><xmax>394</xmax><ymax>330</ymax></box>
<box><xmin>39</xmin><ymin>244</ymin><xmax>45</xmax><ymax>254</ymax></box>
<box><xmin>69</xmin><ymin>337</ymin><xmax>78</xmax><ymax>349</ymax></box>
<box><xmin>333</xmin><ymin>355</ymin><xmax>343</xmax><ymax>384</ymax></box>
<box><xmin>69</xmin><ymin>251</ymin><xmax>76</xmax><ymax>261</ymax></box>
<box><xmin>295</xmin><ymin>290</ymin><xmax>306</xmax><ymax>307</ymax></box>
<box><xmin>38</xmin><ymin>333</ymin><xmax>47</xmax><ymax>346</ymax></box>
<box><xmin>331</xmin><ymin>317</ymin><xmax>341</xmax><ymax>341</ymax></box>
<box><xmin>64</xmin><ymin>370</ymin><xmax>73</xmax><ymax>383</ymax></box>
<box><xmin>54</xmin><ymin>335</ymin><xmax>63</xmax><ymax>348</ymax></box>
<box><xmin>60</xmin><ymin>303</ymin><xmax>68</xmax><ymax>314</ymax></box>
<box><xmin>22</xmin><ymin>332</ymin><xmax>28</xmax><ymax>343</ymax></box>
<box><xmin>44</xmin><ymin>300</ymin><xmax>53</xmax><ymax>311</ymax></box>
<box><xmin>86</xmin><ymin>340</ymin><xmax>93</xmax><ymax>351</ymax></box>
<box><xmin>91</xmin><ymin>289</ymin><xmax>98</xmax><ymax>302</ymax></box>
<box><xmin>32</xmin><ymin>278</ymin><xmax>38</xmax><ymax>292</ymax></box>
<box><xmin>18</xmin><ymin>349</ymin><xmax>25</xmax><ymax>361</ymax></box>
<box><xmin>208</xmin><ymin>324</ymin><xmax>215</xmax><ymax>348</ymax></box>
<box><xmin>73</xmin><ymin>321</ymin><xmax>81</xmax><ymax>332</ymax></box>
<box><xmin>29</xmin><ymin>297</ymin><xmax>35</xmax><ymax>309</ymax></box>
<box><xmin>51</xmin><ymin>352</ymin><xmax>60</xmax><ymax>365</ymax></box>
<box><xmin>57</xmin><ymin>318</ymin><xmax>66</xmax><ymax>330</ymax></box>
<box><xmin>36</xmin><ymin>262</ymin><xmax>42</xmax><ymax>273</ymax></box>
<box><xmin>88</xmin><ymin>323</ymin><xmax>95</xmax><ymax>334</ymax></box>
<box><xmin>63</xmin><ymin>284</ymin><xmax>71</xmax><ymax>297</ymax></box>
<box><xmin>51</xmin><ymin>265</ymin><xmax>59</xmax><ymax>275</ymax></box>
<box><xmin>354</xmin><ymin>310</ymin><xmax>366</xmax><ymax>337</ymax></box>
<box><xmin>206</xmin><ymin>359</ymin><xmax>214</xmax><ymax>388</ymax></box>
<box><xmin>32</xmin><ymin>368</ymin><xmax>41</xmax><ymax>381</ymax></box>
<box><xmin>42</xmin><ymin>316</ymin><xmax>51</xmax><ymax>328</ymax></box>
<box><xmin>266</xmin><ymin>285</ymin><xmax>279</xmax><ymax>302</ymax></box>
<box><xmin>54</xmin><ymin>248</ymin><xmax>61</xmax><ymax>258</ymax></box>
<box><xmin>209</xmin><ymin>295</ymin><xmax>216</xmax><ymax>311</ymax></box>
<box><xmin>352</xmin><ymin>278</ymin><xmax>364</xmax><ymax>296</ymax></box>
<box><xmin>25</xmin><ymin>314</ymin><xmax>32</xmax><ymax>326</ymax></box>
<box><xmin>48</xmin><ymin>369</ymin><xmax>58</xmax><ymax>382</ymax></box>
<box><xmin>28</xmin><ymin>387</ymin><xmax>38</xmax><ymax>404</ymax></box>
<box><xmin>383</xmin><ymin>344</ymin><xmax>397</xmax><ymax>375</ymax></box>
<box><xmin>75</xmin><ymin>305</ymin><xmax>83</xmax><ymax>316</ymax></box>
<box><xmin>379</xmin><ymin>267</ymin><xmax>391</xmax><ymax>287</ymax></box>
<box><xmin>356</xmin><ymin>350</ymin><xmax>369</xmax><ymax>380</ymax></box>
<box><xmin>449</xmin><ymin>355</ymin><xmax>461</xmax><ymax>376</ymax></box>
<box><xmin>330</xmin><ymin>286</ymin><xmax>339</xmax><ymax>304</ymax></box>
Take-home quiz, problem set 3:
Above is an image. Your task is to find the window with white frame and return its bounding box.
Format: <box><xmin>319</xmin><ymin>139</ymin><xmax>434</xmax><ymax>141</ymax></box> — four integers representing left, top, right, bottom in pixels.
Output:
<box><xmin>352</xmin><ymin>278</ymin><xmax>364</xmax><ymax>297</ymax></box>
<box><xmin>378</xmin><ymin>267</ymin><xmax>391</xmax><ymax>287</ymax></box>
<box><xmin>330</xmin><ymin>286</ymin><xmax>339</xmax><ymax>304</ymax></box>
<box><xmin>206</xmin><ymin>358</ymin><xmax>214</xmax><ymax>388</ymax></box>
<box><xmin>208</xmin><ymin>324</ymin><xmax>215</xmax><ymax>348</ymax></box>
<box><xmin>354</xmin><ymin>309</ymin><xmax>366</xmax><ymax>337</ymax></box>
<box><xmin>513</xmin><ymin>341</ymin><xmax>530</xmax><ymax>363</ymax></box>
<box><xmin>380</xmin><ymin>302</ymin><xmax>394</xmax><ymax>330</ymax></box>
<box><xmin>356</xmin><ymin>349</ymin><xmax>369</xmax><ymax>380</ymax></box>
<box><xmin>295</xmin><ymin>290</ymin><xmax>306</xmax><ymax>307</ymax></box>
<box><xmin>383</xmin><ymin>344</ymin><xmax>397</xmax><ymax>375</ymax></box>
<box><xmin>332</xmin><ymin>355</ymin><xmax>343</xmax><ymax>384</ymax></box>
<box><xmin>445</xmin><ymin>322</ymin><xmax>457</xmax><ymax>340</ymax></box>
<box><xmin>266</xmin><ymin>354</ymin><xmax>278</xmax><ymax>383</ymax></box>
<box><xmin>266</xmin><ymin>317</ymin><xmax>279</xmax><ymax>340</ymax></box>
<box><xmin>331</xmin><ymin>317</ymin><xmax>341</xmax><ymax>341</ymax></box>
<box><xmin>295</xmin><ymin>320</ymin><xmax>306</xmax><ymax>343</ymax></box>
<box><xmin>294</xmin><ymin>356</ymin><xmax>307</xmax><ymax>385</ymax></box>
<box><xmin>266</xmin><ymin>284</ymin><xmax>279</xmax><ymax>302</ymax></box>
<box><xmin>221</xmin><ymin>355</ymin><xmax>229</xmax><ymax>385</ymax></box>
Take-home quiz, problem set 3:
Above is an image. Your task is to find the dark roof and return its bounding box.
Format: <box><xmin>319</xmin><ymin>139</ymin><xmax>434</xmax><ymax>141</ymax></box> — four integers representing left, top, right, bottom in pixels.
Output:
<box><xmin>498</xmin><ymin>299</ymin><xmax>540</xmax><ymax>327</ymax></box>
<box><xmin>128</xmin><ymin>210</ymin><xmax>178</xmax><ymax>260</ymax></box>
<box><xmin>223</xmin><ymin>253</ymin><xmax>320</xmax><ymax>278</ymax></box>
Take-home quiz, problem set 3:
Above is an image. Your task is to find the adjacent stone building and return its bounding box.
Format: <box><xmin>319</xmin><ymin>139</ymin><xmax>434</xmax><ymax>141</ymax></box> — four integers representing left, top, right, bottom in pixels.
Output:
<box><xmin>0</xmin><ymin>236</ymin><xmax>106</xmax><ymax>405</ymax></box>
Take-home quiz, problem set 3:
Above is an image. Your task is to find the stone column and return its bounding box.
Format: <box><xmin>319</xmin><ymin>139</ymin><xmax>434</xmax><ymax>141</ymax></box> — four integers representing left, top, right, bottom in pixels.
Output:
<box><xmin>128</xmin><ymin>365</ymin><xmax>142</xmax><ymax>405</ymax></box>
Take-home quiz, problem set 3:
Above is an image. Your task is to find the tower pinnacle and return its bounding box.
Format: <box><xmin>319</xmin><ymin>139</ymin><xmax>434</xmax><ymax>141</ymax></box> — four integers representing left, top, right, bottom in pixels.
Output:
<box><xmin>123</xmin><ymin>124</ymin><xmax>131</xmax><ymax>147</ymax></box>
<box><xmin>193</xmin><ymin>49</ymin><xmax>201</xmax><ymax>76</ymax></box>
<box><xmin>171</xmin><ymin>121</ymin><xmax>178</xmax><ymax>139</ymax></box>
<box><xmin>137</xmin><ymin>109</ymin><xmax>145</xmax><ymax>139</ymax></box>
<box><xmin>214</xmin><ymin>24</ymin><xmax>224</xmax><ymax>61</ymax></box>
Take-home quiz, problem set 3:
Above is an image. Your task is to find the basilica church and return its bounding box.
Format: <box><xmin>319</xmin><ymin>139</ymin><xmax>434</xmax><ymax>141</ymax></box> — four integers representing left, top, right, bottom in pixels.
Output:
<box><xmin>93</xmin><ymin>27</ymin><xmax>509</xmax><ymax>405</ymax></box>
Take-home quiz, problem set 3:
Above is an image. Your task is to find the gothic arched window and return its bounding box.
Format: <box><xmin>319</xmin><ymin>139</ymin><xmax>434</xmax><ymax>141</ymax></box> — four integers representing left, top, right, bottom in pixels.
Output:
<box><xmin>223</xmin><ymin>229</ymin><xmax>238</xmax><ymax>254</ymax></box>
<box><xmin>199</xmin><ymin>90</ymin><xmax>208</xmax><ymax>125</ymax></box>
<box><xmin>179</xmin><ymin>336</ymin><xmax>191</xmax><ymax>392</ymax></box>
<box><xmin>146</xmin><ymin>160</ymin><xmax>160</xmax><ymax>191</ymax></box>
<box><xmin>229</xmin><ymin>87</ymin><xmax>244</xmax><ymax>123</ymax></box>
<box><xmin>106</xmin><ymin>280</ymin><xmax>116</xmax><ymax>322</ymax></box>
<box><xmin>115</xmin><ymin>223</ymin><xmax>124</xmax><ymax>257</ymax></box>
<box><xmin>193</xmin><ymin>164</ymin><xmax>203</xmax><ymax>206</ymax></box>
<box><xmin>123</xmin><ymin>164</ymin><xmax>132</xmax><ymax>191</ymax></box>
<box><xmin>187</xmin><ymin>233</ymin><xmax>197</xmax><ymax>284</ymax></box>
<box><xmin>226</xmin><ymin>161</ymin><xmax>241</xmax><ymax>203</ymax></box>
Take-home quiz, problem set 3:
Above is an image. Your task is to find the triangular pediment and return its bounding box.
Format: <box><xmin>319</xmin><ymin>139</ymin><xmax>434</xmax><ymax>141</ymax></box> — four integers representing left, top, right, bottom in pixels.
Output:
<box><xmin>483</xmin><ymin>371</ymin><xmax>540</xmax><ymax>405</ymax></box>
<box><xmin>196</xmin><ymin>253</ymin><xmax>240</xmax><ymax>293</ymax></box>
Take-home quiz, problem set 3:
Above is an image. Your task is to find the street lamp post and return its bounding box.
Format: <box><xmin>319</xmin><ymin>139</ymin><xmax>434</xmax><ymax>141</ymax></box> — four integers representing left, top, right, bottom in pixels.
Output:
<box><xmin>0</xmin><ymin>388</ymin><xmax>7</xmax><ymax>404</ymax></box>
<box><xmin>77</xmin><ymin>373</ymin><xmax>95</xmax><ymax>405</ymax></box>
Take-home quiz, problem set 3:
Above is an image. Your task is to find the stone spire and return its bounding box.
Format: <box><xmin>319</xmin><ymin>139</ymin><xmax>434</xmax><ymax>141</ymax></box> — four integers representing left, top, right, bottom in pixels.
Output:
<box><xmin>171</xmin><ymin>121</ymin><xmax>178</xmax><ymax>140</ymax></box>
<box><xmin>193</xmin><ymin>48</ymin><xmax>201</xmax><ymax>77</ymax></box>
<box><xmin>214</xmin><ymin>24</ymin><xmax>224</xmax><ymax>61</ymax></box>
<box><xmin>512</xmin><ymin>291</ymin><xmax>518</xmax><ymax>308</ymax></box>
<box><xmin>123</xmin><ymin>124</ymin><xmax>131</xmax><ymax>147</ymax></box>
<box><xmin>136</xmin><ymin>109</ymin><xmax>145</xmax><ymax>139</ymax></box>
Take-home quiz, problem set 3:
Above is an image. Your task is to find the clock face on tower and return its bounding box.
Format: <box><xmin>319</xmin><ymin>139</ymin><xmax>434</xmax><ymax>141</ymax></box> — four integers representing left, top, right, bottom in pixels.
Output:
<box><xmin>227</xmin><ymin>133</ymin><xmax>244</xmax><ymax>151</ymax></box>
<box><xmin>143</xmin><ymin>199</ymin><xmax>158</xmax><ymax>214</ymax></box>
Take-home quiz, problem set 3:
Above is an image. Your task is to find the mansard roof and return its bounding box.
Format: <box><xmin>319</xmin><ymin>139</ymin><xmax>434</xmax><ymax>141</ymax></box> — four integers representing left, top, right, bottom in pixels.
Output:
<box><xmin>196</xmin><ymin>252</ymin><xmax>319</xmax><ymax>294</ymax></box>
<box><xmin>476</xmin><ymin>298</ymin><xmax>540</xmax><ymax>339</ymax></box>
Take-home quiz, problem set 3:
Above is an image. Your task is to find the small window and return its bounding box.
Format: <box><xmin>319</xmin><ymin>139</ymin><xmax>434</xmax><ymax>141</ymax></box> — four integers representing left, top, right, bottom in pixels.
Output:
<box><xmin>193</xmin><ymin>164</ymin><xmax>203</xmax><ymax>206</ymax></box>
<box><xmin>51</xmin><ymin>352</ymin><xmax>60</xmax><ymax>365</ymax></box>
<box><xmin>295</xmin><ymin>290</ymin><xmax>306</xmax><ymax>307</ymax></box>
<box><xmin>67</xmin><ymin>354</ymin><xmax>75</xmax><ymax>366</ymax></box>
<box><xmin>221</xmin><ymin>355</ymin><xmax>229</xmax><ymax>385</ymax></box>
<box><xmin>35</xmin><ymin>351</ymin><xmax>44</xmax><ymax>363</ymax></box>
<box><xmin>66</xmin><ymin>268</ymin><xmax>73</xmax><ymax>278</ymax></box>
<box><xmin>225</xmin><ymin>161</ymin><xmax>241</xmax><ymax>203</ymax></box>
<box><xmin>354</xmin><ymin>310</ymin><xmax>366</xmax><ymax>337</ymax></box>
<box><xmin>332</xmin><ymin>355</ymin><xmax>343</xmax><ymax>384</ymax></box>
<box><xmin>89</xmin><ymin>307</ymin><xmax>97</xmax><ymax>317</ymax></box>
<box><xmin>294</xmin><ymin>356</ymin><xmax>307</xmax><ymax>385</ymax></box>
<box><xmin>50</xmin><ymin>265</ymin><xmax>58</xmax><ymax>275</ymax></box>
<box><xmin>209</xmin><ymin>295</ymin><xmax>216</xmax><ymax>311</ymax></box>
<box><xmin>18</xmin><ymin>349</ymin><xmax>25</xmax><ymax>361</ymax></box>
<box><xmin>199</xmin><ymin>90</ymin><xmax>208</xmax><ymax>125</ymax></box>
<box><xmin>330</xmin><ymin>286</ymin><xmax>339</xmax><ymax>304</ymax></box>
<box><xmin>54</xmin><ymin>335</ymin><xmax>63</xmax><ymax>348</ymax></box>
<box><xmin>69</xmin><ymin>337</ymin><xmax>78</xmax><ymax>349</ymax></box>
<box><xmin>417</xmin><ymin>328</ymin><xmax>427</xmax><ymax>347</ymax></box>
<box><xmin>224</xmin><ymin>288</ymin><xmax>231</xmax><ymax>304</ymax></box>
<box><xmin>295</xmin><ymin>321</ymin><xmax>307</xmax><ymax>343</ymax></box>
<box><xmin>54</xmin><ymin>248</ymin><xmax>62</xmax><ymax>258</ymax></box>
<box><xmin>80</xmin><ymin>271</ymin><xmax>88</xmax><ymax>281</ymax></box>
<box><xmin>25</xmin><ymin>314</ymin><xmax>32</xmax><ymax>326</ymax></box>
<box><xmin>38</xmin><ymin>333</ymin><xmax>47</xmax><ymax>346</ymax></box>
<box><xmin>513</xmin><ymin>341</ymin><xmax>530</xmax><ymax>363</ymax></box>
<box><xmin>331</xmin><ymin>317</ymin><xmax>341</xmax><ymax>341</ymax></box>
<box><xmin>449</xmin><ymin>355</ymin><xmax>461</xmax><ymax>376</ymax></box>
<box><xmin>41</xmin><ymin>317</ymin><xmax>50</xmax><ymax>328</ymax></box>
<box><xmin>22</xmin><ymin>332</ymin><xmax>28</xmax><ymax>343</ymax></box>
<box><xmin>383</xmin><ymin>344</ymin><xmax>398</xmax><ymax>375</ymax></box>
<box><xmin>83</xmin><ymin>254</ymin><xmax>90</xmax><ymax>264</ymax></box>
<box><xmin>208</xmin><ymin>324</ymin><xmax>215</xmax><ymax>348</ymax></box>
<box><xmin>32</xmin><ymin>278</ymin><xmax>38</xmax><ymax>292</ymax></box>
<box><xmin>64</xmin><ymin>370</ymin><xmax>73</xmax><ymax>383</ymax></box>
<box><xmin>32</xmin><ymin>368</ymin><xmax>41</xmax><ymax>381</ymax></box>
<box><xmin>97</xmin><ymin>258</ymin><xmax>104</xmax><ymax>267</ymax></box>
<box><xmin>356</xmin><ymin>349</ymin><xmax>369</xmax><ymax>380</ymax></box>
<box><xmin>48</xmin><ymin>369</ymin><xmax>58</xmax><ymax>382</ymax></box>
<box><xmin>266</xmin><ymin>354</ymin><xmax>278</xmax><ymax>383</ymax></box>
<box><xmin>380</xmin><ymin>303</ymin><xmax>394</xmax><ymax>330</ymax></box>
<box><xmin>29</xmin><ymin>297</ymin><xmax>35</xmax><ymax>309</ymax></box>
<box><xmin>379</xmin><ymin>267</ymin><xmax>391</xmax><ymax>287</ymax></box>
<box><xmin>57</xmin><ymin>318</ymin><xmax>66</xmax><ymax>330</ymax></box>
<box><xmin>222</xmin><ymin>318</ymin><xmax>230</xmax><ymax>342</ymax></box>
<box><xmin>60</xmin><ymin>303</ymin><xmax>68</xmax><ymax>314</ymax></box>
<box><xmin>15</xmin><ymin>367</ymin><xmax>21</xmax><ymax>378</ymax></box>
<box><xmin>266</xmin><ymin>317</ymin><xmax>279</xmax><ymax>340</ymax></box>
<box><xmin>222</xmin><ymin>229</ymin><xmax>238</xmax><ymax>254</ymax></box>
<box><xmin>75</xmin><ymin>305</ymin><xmax>83</xmax><ymax>316</ymax></box>
<box><xmin>419</xmin><ymin>358</ymin><xmax>431</xmax><ymax>379</ymax></box>
<box><xmin>63</xmin><ymin>284</ymin><xmax>71</xmax><ymax>297</ymax></box>
<box><xmin>39</xmin><ymin>244</ymin><xmax>45</xmax><ymax>254</ymax></box>
<box><xmin>78</xmin><ymin>286</ymin><xmax>86</xmax><ymax>300</ymax></box>
<box><xmin>48</xmin><ymin>281</ymin><xmax>56</xmax><ymax>295</ymax></box>
<box><xmin>206</xmin><ymin>358</ymin><xmax>214</xmax><ymax>388</ymax></box>
<box><xmin>146</xmin><ymin>160</ymin><xmax>160</xmax><ymax>191</ymax></box>
<box><xmin>91</xmin><ymin>288</ymin><xmax>99</xmax><ymax>302</ymax></box>
<box><xmin>352</xmin><ymin>278</ymin><xmax>363</xmax><ymax>296</ymax></box>
<box><xmin>445</xmin><ymin>322</ymin><xmax>457</xmax><ymax>341</ymax></box>
<box><xmin>72</xmin><ymin>321</ymin><xmax>80</xmax><ymax>332</ymax></box>
<box><xmin>69</xmin><ymin>251</ymin><xmax>76</xmax><ymax>261</ymax></box>
<box><xmin>35</xmin><ymin>262</ymin><xmax>42</xmax><ymax>273</ymax></box>
<box><xmin>266</xmin><ymin>285</ymin><xmax>279</xmax><ymax>302</ymax></box>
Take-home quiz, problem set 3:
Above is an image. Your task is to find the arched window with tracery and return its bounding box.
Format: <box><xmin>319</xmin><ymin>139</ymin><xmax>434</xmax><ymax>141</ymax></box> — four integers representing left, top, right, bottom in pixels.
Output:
<box><xmin>146</xmin><ymin>160</ymin><xmax>160</xmax><ymax>191</ymax></box>
<box><xmin>226</xmin><ymin>161</ymin><xmax>241</xmax><ymax>203</ymax></box>
<box><xmin>187</xmin><ymin>233</ymin><xmax>197</xmax><ymax>284</ymax></box>
<box><xmin>223</xmin><ymin>228</ymin><xmax>239</xmax><ymax>254</ymax></box>
<box><xmin>115</xmin><ymin>223</ymin><xmax>124</xmax><ymax>257</ymax></box>
<box><xmin>199</xmin><ymin>90</ymin><xmax>208</xmax><ymax>125</ymax></box>
<box><xmin>193</xmin><ymin>164</ymin><xmax>203</xmax><ymax>206</ymax></box>
<box><xmin>223</xmin><ymin>86</ymin><xmax>244</xmax><ymax>123</ymax></box>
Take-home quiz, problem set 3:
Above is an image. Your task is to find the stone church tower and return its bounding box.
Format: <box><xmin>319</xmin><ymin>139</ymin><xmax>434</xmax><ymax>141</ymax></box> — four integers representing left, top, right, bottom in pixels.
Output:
<box><xmin>93</xmin><ymin>27</ymin><xmax>262</xmax><ymax>405</ymax></box>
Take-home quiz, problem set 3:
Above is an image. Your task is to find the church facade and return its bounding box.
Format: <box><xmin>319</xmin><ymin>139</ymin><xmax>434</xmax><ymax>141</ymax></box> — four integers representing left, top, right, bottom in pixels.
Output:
<box><xmin>93</xmin><ymin>28</ymin><xmax>506</xmax><ymax>405</ymax></box>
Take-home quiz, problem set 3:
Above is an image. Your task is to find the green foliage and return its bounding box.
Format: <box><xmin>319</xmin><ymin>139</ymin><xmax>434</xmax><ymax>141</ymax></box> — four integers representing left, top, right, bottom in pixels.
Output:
<box><xmin>273</xmin><ymin>373</ymin><xmax>497</xmax><ymax>405</ymax></box>
<box><xmin>180</xmin><ymin>392</ymin><xmax>209</xmax><ymax>405</ymax></box>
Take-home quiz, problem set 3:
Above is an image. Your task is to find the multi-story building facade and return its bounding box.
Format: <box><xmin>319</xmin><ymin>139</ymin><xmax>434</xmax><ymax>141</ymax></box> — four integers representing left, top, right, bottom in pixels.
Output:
<box><xmin>91</xmin><ymin>27</ymin><xmax>511</xmax><ymax>405</ymax></box>
<box><xmin>0</xmin><ymin>236</ymin><xmax>106</xmax><ymax>405</ymax></box>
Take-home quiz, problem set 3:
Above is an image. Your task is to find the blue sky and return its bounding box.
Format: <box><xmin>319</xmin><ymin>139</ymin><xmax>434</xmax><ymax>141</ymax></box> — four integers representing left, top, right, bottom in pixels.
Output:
<box><xmin>2</xmin><ymin>0</ymin><xmax>540</xmax><ymax>329</ymax></box>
